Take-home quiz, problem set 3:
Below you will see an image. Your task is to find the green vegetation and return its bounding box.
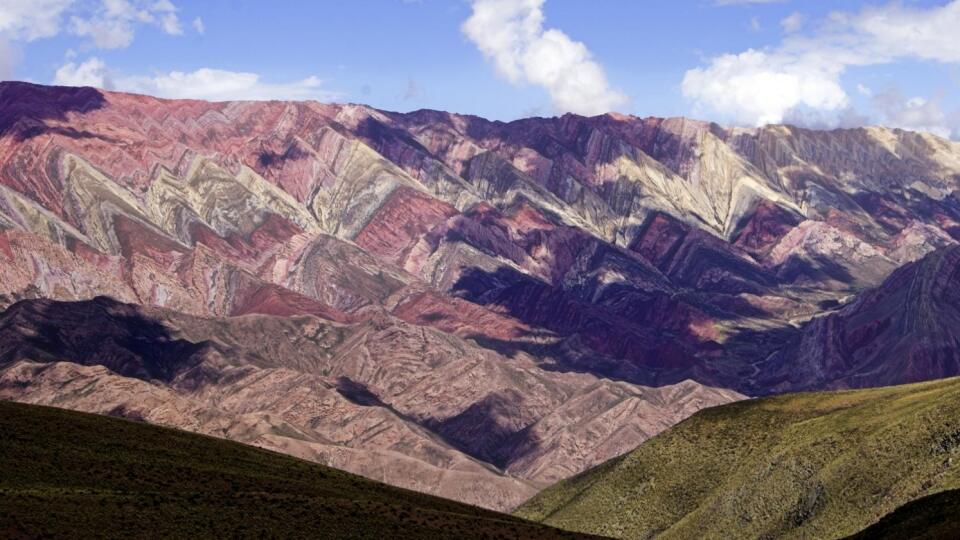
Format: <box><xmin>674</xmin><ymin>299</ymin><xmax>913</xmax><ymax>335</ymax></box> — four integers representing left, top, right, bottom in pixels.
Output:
<box><xmin>515</xmin><ymin>377</ymin><xmax>960</xmax><ymax>539</ymax></box>
<box><xmin>845</xmin><ymin>489</ymin><xmax>960</xmax><ymax>539</ymax></box>
<box><xmin>0</xmin><ymin>400</ymin><xmax>595</xmax><ymax>539</ymax></box>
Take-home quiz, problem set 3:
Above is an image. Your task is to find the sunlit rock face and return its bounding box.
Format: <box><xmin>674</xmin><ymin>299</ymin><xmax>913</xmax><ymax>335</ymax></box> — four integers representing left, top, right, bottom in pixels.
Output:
<box><xmin>2</xmin><ymin>81</ymin><xmax>960</xmax><ymax>507</ymax></box>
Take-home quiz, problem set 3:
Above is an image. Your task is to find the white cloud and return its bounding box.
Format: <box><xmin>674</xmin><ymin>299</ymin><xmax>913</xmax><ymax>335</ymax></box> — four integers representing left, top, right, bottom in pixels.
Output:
<box><xmin>69</xmin><ymin>15</ymin><xmax>134</xmax><ymax>48</ymax></box>
<box><xmin>462</xmin><ymin>0</ymin><xmax>627</xmax><ymax>116</ymax></box>
<box><xmin>0</xmin><ymin>0</ymin><xmax>74</xmax><ymax>41</ymax></box>
<box><xmin>52</xmin><ymin>57</ymin><xmax>340</xmax><ymax>102</ymax></box>
<box><xmin>851</xmin><ymin>2</ymin><xmax>960</xmax><ymax>64</ymax></box>
<box><xmin>782</xmin><ymin>106</ymin><xmax>869</xmax><ymax>131</ymax></box>
<box><xmin>192</xmin><ymin>16</ymin><xmax>204</xmax><ymax>34</ymax></box>
<box><xmin>856</xmin><ymin>83</ymin><xmax>872</xmax><ymax>97</ymax></box>
<box><xmin>119</xmin><ymin>69</ymin><xmax>336</xmax><ymax>101</ymax></box>
<box><xmin>0</xmin><ymin>0</ymin><xmax>68</xmax><ymax>81</ymax></box>
<box><xmin>69</xmin><ymin>0</ymin><xmax>183</xmax><ymax>49</ymax></box>
<box><xmin>749</xmin><ymin>16</ymin><xmax>761</xmax><ymax>32</ymax></box>
<box><xmin>873</xmin><ymin>89</ymin><xmax>953</xmax><ymax>139</ymax></box>
<box><xmin>159</xmin><ymin>11</ymin><xmax>180</xmax><ymax>34</ymax></box>
<box><xmin>780</xmin><ymin>12</ymin><xmax>804</xmax><ymax>33</ymax></box>
<box><xmin>0</xmin><ymin>0</ymin><xmax>185</xmax><ymax>72</ymax></box>
<box><xmin>53</xmin><ymin>57</ymin><xmax>111</xmax><ymax>87</ymax></box>
<box><xmin>682</xmin><ymin>0</ymin><xmax>960</xmax><ymax>131</ymax></box>
<box><xmin>682</xmin><ymin>49</ymin><xmax>848</xmax><ymax>126</ymax></box>
<box><xmin>153</xmin><ymin>0</ymin><xmax>181</xmax><ymax>35</ymax></box>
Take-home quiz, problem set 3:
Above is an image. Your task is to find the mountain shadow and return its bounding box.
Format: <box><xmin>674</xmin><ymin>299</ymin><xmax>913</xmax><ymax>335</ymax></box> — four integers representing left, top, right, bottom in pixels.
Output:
<box><xmin>0</xmin><ymin>82</ymin><xmax>108</xmax><ymax>142</ymax></box>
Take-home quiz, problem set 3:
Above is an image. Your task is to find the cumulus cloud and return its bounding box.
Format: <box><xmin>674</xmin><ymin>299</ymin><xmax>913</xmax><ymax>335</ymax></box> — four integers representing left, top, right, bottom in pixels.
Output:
<box><xmin>192</xmin><ymin>16</ymin><xmax>204</xmax><ymax>34</ymax></box>
<box><xmin>52</xmin><ymin>57</ymin><xmax>339</xmax><ymax>102</ymax></box>
<box><xmin>682</xmin><ymin>49</ymin><xmax>848</xmax><ymax>126</ymax></box>
<box><xmin>462</xmin><ymin>0</ymin><xmax>627</xmax><ymax>116</ymax></box>
<box><xmin>53</xmin><ymin>57</ymin><xmax>111</xmax><ymax>87</ymax></box>
<box><xmin>682</xmin><ymin>0</ymin><xmax>960</xmax><ymax>134</ymax></box>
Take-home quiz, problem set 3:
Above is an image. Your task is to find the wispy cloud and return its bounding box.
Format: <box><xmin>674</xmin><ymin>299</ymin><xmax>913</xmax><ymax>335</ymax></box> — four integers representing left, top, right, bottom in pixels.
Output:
<box><xmin>0</xmin><ymin>37</ymin><xmax>19</xmax><ymax>80</ymax></box>
<box><xmin>0</xmin><ymin>0</ymin><xmax>187</xmax><ymax>77</ymax></box>
<box><xmin>779</xmin><ymin>12</ymin><xmax>803</xmax><ymax>33</ymax></box>
<box><xmin>713</xmin><ymin>0</ymin><xmax>786</xmax><ymax>6</ymax></box>
<box><xmin>872</xmin><ymin>89</ymin><xmax>952</xmax><ymax>139</ymax></box>
<box><xmin>402</xmin><ymin>78</ymin><xmax>422</xmax><ymax>101</ymax></box>
<box><xmin>53</xmin><ymin>57</ymin><xmax>340</xmax><ymax>102</ymax></box>
<box><xmin>68</xmin><ymin>0</ymin><xmax>183</xmax><ymax>49</ymax></box>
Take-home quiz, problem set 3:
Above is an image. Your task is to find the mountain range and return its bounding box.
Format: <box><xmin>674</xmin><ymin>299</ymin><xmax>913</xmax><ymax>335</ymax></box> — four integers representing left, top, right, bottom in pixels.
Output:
<box><xmin>2</xmin><ymin>81</ymin><xmax>960</xmax><ymax>516</ymax></box>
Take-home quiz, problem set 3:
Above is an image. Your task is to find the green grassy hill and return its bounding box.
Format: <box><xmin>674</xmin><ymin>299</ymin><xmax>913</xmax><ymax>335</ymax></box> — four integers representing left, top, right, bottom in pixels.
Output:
<box><xmin>845</xmin><ymin>489</ymin><xmax>960</xmax><ymax>539</ymax></box>
<box><xmin>515</xmin><ymin>377</ymin><xmax>960</xmax><ymax>539</ymax></box>
<box><xmin>0</xmin><ymin>400</ymin><xmax>596</xmax><ymax>539</ymax></box>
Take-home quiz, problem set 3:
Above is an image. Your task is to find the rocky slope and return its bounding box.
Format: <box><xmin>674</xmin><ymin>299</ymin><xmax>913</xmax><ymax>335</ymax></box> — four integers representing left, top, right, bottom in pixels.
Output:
<box><xmin>757</xmin><ymin>245</ymin><xmax>960</xmax><ymax>393</ymax></box>
<box><xmin>0</xmin><ymin>296</ymin><xmax>741</xmax><ymax>510</ymax></box>
<box><xmin>516</xmin><ymin>376</ymin><xmax>960</xmax><ymax>539</ymax></box>
<box><xmin>3</xmin><ymin>81</ymin><xmax>960</xmax><ymax>508</ymax></box>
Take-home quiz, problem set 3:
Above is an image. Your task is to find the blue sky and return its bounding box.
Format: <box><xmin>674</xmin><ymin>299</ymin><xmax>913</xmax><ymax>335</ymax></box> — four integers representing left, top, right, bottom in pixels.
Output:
<box><xmin>1</xmin><ymin>0</ymin><xmax>959</xmax><ymax>138</ymax></box>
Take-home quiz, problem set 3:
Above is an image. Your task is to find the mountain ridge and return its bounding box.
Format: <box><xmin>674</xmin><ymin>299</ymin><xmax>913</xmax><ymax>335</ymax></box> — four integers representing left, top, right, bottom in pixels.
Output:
<box><xmin>3</xmin><ymin>80</ymin><xmax>960</xmax><ymax>511</ymax></box>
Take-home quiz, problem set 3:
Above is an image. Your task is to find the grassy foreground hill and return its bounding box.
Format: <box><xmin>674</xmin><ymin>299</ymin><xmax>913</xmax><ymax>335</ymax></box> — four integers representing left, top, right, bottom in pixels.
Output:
<box><xmin>0</xmin><ymin>400</ymin><xmax>596</xmax><ymax>539</ymax></box>
<box><xmin>515</xmin><ymin>377</ymin><xmax>960</xmax><ymax>539</ymax></box>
